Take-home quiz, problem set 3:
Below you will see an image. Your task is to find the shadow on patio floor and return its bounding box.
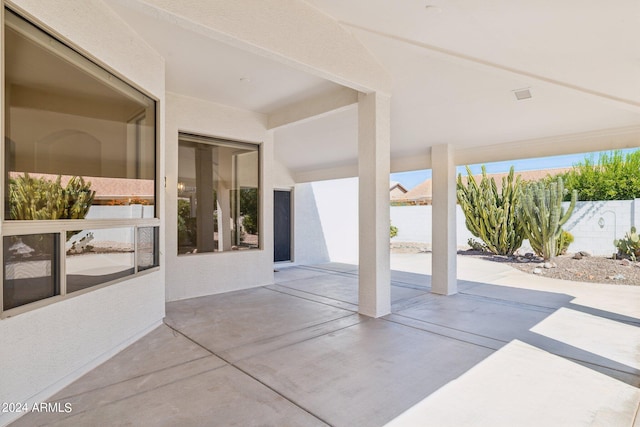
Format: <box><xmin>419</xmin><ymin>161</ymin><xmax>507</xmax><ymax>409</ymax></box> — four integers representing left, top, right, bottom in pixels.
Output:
<box><xmin>10</xmin><ymin>263</ymin><xmax>640</xmax><ymax>427</ymax></box>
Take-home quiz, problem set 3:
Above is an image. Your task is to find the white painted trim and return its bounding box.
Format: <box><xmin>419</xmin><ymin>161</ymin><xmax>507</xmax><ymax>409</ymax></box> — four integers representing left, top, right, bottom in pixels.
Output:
<box><xmin>268</xmin><ymin>88</ymin><xmax>358</xmax><ymax>130</ymax></box>
<box><xmin>293</xmin><ymin>163</ymin><xmax>359</xmax><ymax>183</ymax></box>
<box><xmin>456</xmin><ymin>125</ymin><xmax>640</xmax><ymax>166</ymax></box>
<box><xmin>2</xmin><ymin>219</ymin><xmax>160</xmax><ymax>236</ymax></box>
<box><xmin>296</xmin><ymin>125</ymin><xmax>640</xmax><ymax>180</ymax></box>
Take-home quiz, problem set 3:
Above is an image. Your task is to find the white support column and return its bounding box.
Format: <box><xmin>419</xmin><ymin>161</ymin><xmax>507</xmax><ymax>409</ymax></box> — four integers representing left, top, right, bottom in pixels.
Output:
<box><xmin>217</xmin><ymin>149</ymin><xmax>233</xmax><ymax>251</ymax></box>
<box><xmin>431</xmin><ymin>144</ymin><xmax>458</xmax><ymax>295</ymax></box>
<box><xmin>358</xmin><ymin>92</ymin><xmax>391</xmax><ymax>318</ymax></box>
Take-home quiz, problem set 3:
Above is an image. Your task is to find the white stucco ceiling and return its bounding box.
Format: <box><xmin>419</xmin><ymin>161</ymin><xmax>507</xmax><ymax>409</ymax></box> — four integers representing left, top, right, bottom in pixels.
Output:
<box><xmin>107</xmin><ymin>0</ymin><xmax>342</xmax><ymax>114</ymax></box>
<box><xmin>107</xmin><ymin>0</ymin><xmax>640</xmax><ymax>175</ymax></box>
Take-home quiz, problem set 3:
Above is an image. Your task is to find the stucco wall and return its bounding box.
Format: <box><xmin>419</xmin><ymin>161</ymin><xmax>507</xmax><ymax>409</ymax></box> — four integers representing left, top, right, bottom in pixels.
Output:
<box><xmin>293</xmin><ymin>178</ymin><xmax>359</xmax><ymax>264</ymax></box>
<box><xmin>0</xmin><ymin>2</ymin><xmax>166</xmax><ymax>425</ymax></box>
<box><xmin>298</xmin><ymin>177</ymin><xmax>640</xmax><ymax>263</ymax></box>
<box><xmin>564</xmin><ymin>199</ymin><xmax>640</xmax><ymax>256</ymax></box>
<box><xmin>291</xmin><ymin>183</ymin><xmax>330</xmax><ymax>265</ymax></box>
<box><xmin>391</xmin><ymin>200</ymin><xmax>640</xmax><ymax>256</ymax></box>
<box><xmin>164</xmin><ymin>92</ymin><xmax>275</xmax><ymax>301</ymax></box>
<box><xmin>391</xmin><ymin>205</ymin><xmax>474</xmax><ymax>248</ymax></box>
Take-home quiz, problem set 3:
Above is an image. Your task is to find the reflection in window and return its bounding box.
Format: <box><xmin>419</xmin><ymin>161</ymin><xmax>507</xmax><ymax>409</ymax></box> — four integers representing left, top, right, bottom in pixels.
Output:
<box><xmin>4</xmin><ymin>9</ymin><xmax>156</xmax><ymax>220</ymax></box>
<box><xmin>66</xmin><ymin>228</ymin><xmax>135</xmax><ymax>293</ymax></box>
<box><xmin>178</xmin><ymin>134</ymin><xmax>260</xmax><ymax>254</ymax></box>
<box><xmin>3</xmin><ymin>234</ymin><xmax>59</xmax><ymax>310</ymax></box>
<box><xmin>137</xmin><ymin>227</ymin><xmax>160</xmax><ymax>271</ymax></box>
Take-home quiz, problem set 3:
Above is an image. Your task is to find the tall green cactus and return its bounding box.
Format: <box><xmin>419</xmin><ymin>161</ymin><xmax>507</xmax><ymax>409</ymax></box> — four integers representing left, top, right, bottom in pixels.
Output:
<box><xmin>457</xmin><ymin>165</ymin><xmax>524</xmax><ymax>256</ymax></box>
<box><xmin>518</xmin><ymin>177</ymin><xmax>577</xmax><ymax>261</ymax></box>
<box><xmin>9</xmin><ymin>173</ymin><xmax>95</xmax><ymax>222</ymax></box>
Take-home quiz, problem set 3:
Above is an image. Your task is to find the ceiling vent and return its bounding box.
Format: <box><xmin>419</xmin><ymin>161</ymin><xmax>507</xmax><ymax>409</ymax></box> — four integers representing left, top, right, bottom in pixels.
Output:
<box><xmin>513</xmin><ymin>88</ymin><xmax>532</xmax><ymax>100</ymax></box>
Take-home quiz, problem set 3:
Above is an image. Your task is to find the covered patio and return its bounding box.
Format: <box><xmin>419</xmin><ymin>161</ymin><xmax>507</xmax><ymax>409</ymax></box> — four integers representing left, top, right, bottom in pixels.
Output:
<box><xmin>11</xmin><ymin>260</ymin><xmax>640</xmax><ymax>426</ymax></box>
<box><xmin>2</xmin><ymin>2</ymin><xmax>640</xmax><ymax>426</ymax></box>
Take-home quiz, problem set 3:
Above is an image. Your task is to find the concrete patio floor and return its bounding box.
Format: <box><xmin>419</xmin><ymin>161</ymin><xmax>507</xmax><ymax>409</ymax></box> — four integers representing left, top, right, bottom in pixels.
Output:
<box><xmin>10</xmin><ymin>257</ymin><xmax>640</xmax><ymax>427</ymax></box>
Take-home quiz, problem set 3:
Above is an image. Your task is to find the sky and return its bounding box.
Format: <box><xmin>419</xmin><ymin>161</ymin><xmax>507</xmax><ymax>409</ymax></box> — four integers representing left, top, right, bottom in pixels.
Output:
<box><xmin>390</xmin><ymin>148</ymin><xmax>639</xmax><ymax>191</ymax></box>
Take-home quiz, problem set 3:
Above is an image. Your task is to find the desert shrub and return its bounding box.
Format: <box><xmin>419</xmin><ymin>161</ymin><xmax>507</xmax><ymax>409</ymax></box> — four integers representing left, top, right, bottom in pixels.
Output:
<box><xmin>556</xmin><ymin>230</ymin><xmax>574</xmax><ymax>255</ymax></box>
<box><xmin>562</xmin><ymin>150</ymin><xmax>640</xmax><ymax>201</ymax></box>
<box><xmin>390</xmin><ymin>223</ymin><xmax>398</xmax><ymax>238</ymax></box>
<box><xmin>467</xmin><ymin>238</ymin><xmax>487</xmax><ymax>252</ymax></box>
<box><xmin>614</xmin><ymin>226</ymin><xmax>640</xmax><ymax>261</ymax></box>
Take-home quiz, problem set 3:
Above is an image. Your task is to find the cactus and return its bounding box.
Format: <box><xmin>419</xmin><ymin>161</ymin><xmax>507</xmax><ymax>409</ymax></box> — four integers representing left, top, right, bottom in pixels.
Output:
<box><xmin>9</xmin><ymin>173</ymin><xmax>95</xmax><ymax>223</ymax></box>
<box><xmin>614</xmin><ymin>227</ymin><xmax>640</xmax><ymax>261</ymax></box>
<box><xmin>556</xmin><ymin>230</ymin><xmax>574</xmax><ymax>255</ymax></box>
<box><xmin>64</xmin><ymin>176</ymin><xmax>95</xmax><ymax>219</ymax></box>
<box><xmin>457</xmin><ymin>165</ymin><xmax>524</xmax><ymax>256</ymax></box>
<box><xmin>518</xmin><ymin>177</ymin><xmax>577</xmax><ymax>261</ymax></box>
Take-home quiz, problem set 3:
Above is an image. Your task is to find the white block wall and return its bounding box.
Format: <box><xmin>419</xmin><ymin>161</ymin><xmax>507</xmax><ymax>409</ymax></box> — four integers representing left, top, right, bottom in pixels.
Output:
<box><xmin>299</xmin><ymin>176</ymin><xmax>640</xmax><ymax>261</ymax></box>
<box><xmin>388</xmin><ymin>199</ymin><xmax>640</xmax><ymax>256</ymax></box>
<box><xmin>562</xmin><ymin>199</ymin><xmax>639</xmax><ymax>256</ymax></box>
<box><xmin>390</xmin><ymin>205</ymin><xmax>475</xmax><ymax>248</ymax></box>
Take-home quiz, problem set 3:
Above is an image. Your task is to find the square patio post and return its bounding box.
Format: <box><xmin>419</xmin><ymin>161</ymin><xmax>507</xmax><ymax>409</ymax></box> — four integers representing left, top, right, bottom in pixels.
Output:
<box><xmin>431</xmin><ymin>144</ymin><xmax>458</xmax><ymax>295</ymax></box>
<box><xmin>358</xmin><ymin>91</ymin><xmax>391</xmax><ymax>317</ymax></box>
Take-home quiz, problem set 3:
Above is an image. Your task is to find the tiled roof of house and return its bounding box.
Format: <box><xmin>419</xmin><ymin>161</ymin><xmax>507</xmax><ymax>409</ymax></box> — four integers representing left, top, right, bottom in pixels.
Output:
<box><xmin>9</xmin><ymin>172</ymin><xmax>154</xmax><ymax>199</ymax></box>
<box><xmin>396</xmin><ymin>167</ymin><xmax>572</xmax><ymax>202</ymax></box>
<box><xmin>390</xmin><ymin>181</ymin><xmax>409</xmax><ymax>199</ymax></box>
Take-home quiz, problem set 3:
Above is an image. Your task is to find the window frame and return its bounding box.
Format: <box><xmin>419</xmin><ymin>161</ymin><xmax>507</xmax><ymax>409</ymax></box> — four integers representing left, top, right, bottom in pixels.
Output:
<box><xmin>0</xmin><ymin>6</ymin><xmax>161</xmax><ymax>318</ymax></box>
<box><xmin>177</xmin><ymin>132</ymin><xmax>262</xmax><ymax>256</ymax></box>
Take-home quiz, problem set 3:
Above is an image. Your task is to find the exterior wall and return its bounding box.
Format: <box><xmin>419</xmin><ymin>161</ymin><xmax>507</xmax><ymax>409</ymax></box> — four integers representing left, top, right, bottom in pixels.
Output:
<box><xmin>0</xmin><ymin>1</ymin><xmax>166</xmax><ymax>425</ymax></box>
<box><xmin>391</xmin><ymin>205</ymin><xmax>474</xmax><ymax>248</ymax></box>
<box><xmin>564</xmin><ymin>199</ymin><xmax>640</xmax><ymax>256</ymax></box>
<box><xmin>390</xmin><ymin>200</ymin><xmax>640</xmax><ymax>256</ymax></box>
<box><xmin>291</xmin><ymin>183</ymin><xmax>330</xmax><ymax>265</ymax></box>
<box><xmin>165</xmin><ymin>92</ymin><xmax>274</xmax><ymax>301</ymax></box>
<box><xmin>298</xmin><ymin>177</ymin><xmax>640</xmax><ymax>262</ymax></box>
<box><xmin>293</xmin><ymin>178</ymin><xmax>359</xmax><ymax>264</ymax></box>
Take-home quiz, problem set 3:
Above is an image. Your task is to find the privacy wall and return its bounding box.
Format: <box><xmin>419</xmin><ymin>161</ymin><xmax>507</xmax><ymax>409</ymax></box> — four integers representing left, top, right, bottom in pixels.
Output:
<box><xmin>391</xmin><ymin>200</ymin><xmax>640</xmax><ymax>256</ymax></box>
<box><xmin>298</xmin><ymin>177</ymin><xmax>640</xmax><ymax>261</ymax></box>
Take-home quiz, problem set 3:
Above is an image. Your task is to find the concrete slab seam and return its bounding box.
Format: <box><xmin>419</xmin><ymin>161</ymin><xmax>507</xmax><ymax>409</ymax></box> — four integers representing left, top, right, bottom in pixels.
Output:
<box><xmin>164</xmin><ymin>321</ymin><xmax>332</xmax><ymax>426</ymax></box>
<box><xmin>458</xmin><ymin>291</ymin><xmax>559</xmax><ymax>314</ymax></box>
<box><xmin>31</xmin><ymin>361</ymin><xmax>227</xmax><ymax>425</ymax></box>
<box><xmin>382</xmin><ymin>315</ymin><xmax>503</xmax><ymax>351</ymax></box>
<box><xmin>633</xmin><ymin>400</ymin><xmax>640</xmax><ymax>427</ymax></box>
<box><xmin>55</xmin><ymin>354</ymin><xmax>216</xmax><ymax>401</ymax></box>
<box><xmin>266</xmin><ymin>283</ymin><xmax>359</xmax><ymax>311</ymax></box>
<box><xmin>218</xmin><ymin>313</ymin><xmax>364</xmax><ymax>359</ymax></box>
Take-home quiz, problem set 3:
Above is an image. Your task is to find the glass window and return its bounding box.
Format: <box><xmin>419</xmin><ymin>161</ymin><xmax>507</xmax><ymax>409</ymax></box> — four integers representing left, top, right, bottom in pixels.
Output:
<box><xmin>1</xmin><ymin>9</ymin><xmax>160</xmax><ymax>314</ymax></box>
<box><xmin>178</xmin><ymin>134</ymin><xmax>260</xmax><ymax>254</ymax></box>
<box><xmin>66</xmin><ymin>228</ymin><xmax>135</xmax><ymax>293</ymax></box>
<box><xmin>137</xmin><ymin>226</ymin><xmax>159</xmax><ymax>271</ymax></box>
<box><xmin>3</xmin><ymin>233</ymin><xmax>59</xmax><ymax>310</ymax></box>
<box><xmin>4</xmin><ymin>9</ymin><xmax>155</xmax><ymax>220</ymax></box>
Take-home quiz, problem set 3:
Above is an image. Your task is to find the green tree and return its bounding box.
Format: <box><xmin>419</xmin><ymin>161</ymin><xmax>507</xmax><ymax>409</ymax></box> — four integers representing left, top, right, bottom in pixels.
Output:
<box><xmin>562</xmin><ymin>150</ymin><xmax>640</xmax><ymax>201</ymax></box>
<box><xmin>240</xmin><ymin>188</ymin><xmax>258</xmax><ymax>235</ymax></box>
